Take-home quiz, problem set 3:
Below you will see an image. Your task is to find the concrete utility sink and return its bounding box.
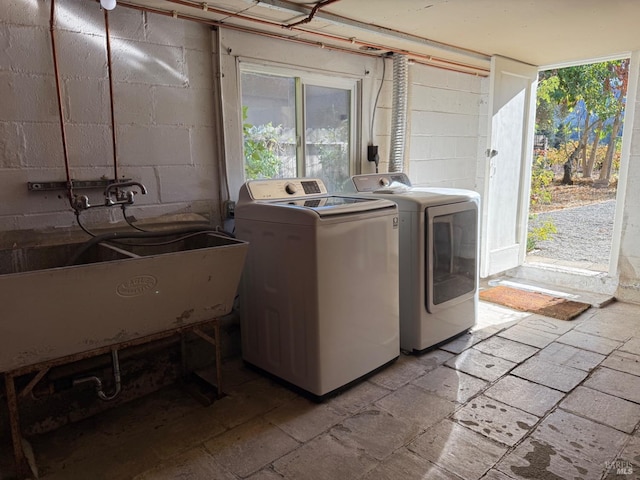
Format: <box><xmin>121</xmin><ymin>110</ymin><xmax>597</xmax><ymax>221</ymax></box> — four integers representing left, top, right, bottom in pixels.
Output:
<box><xmin>0</xmin><ymin>231</ymin><xmax>248</xmax><ymax>372</ymax></box>
<box><xmin>0</xmin><ymin>241</ymin><xmax>134</xmax><ymax>274</ymax></box>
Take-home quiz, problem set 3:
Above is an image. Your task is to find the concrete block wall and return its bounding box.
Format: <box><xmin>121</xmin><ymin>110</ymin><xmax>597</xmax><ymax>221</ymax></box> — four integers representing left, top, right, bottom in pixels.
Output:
<box><xmin>0</xmin><ymin>0</ymin><xmax>221</xmax><ymax>246</ymax></box>
<box><xmin>0</xmin><ymin>1</ymin><xmax>230</xmax><ymax>436</ymax></box>
<box><xmin>366</xmin><ymin>59</ymin><xmax>392</xmax><ymax>175</ymax></box>
<box><xmin>475</xmin><ymin>78</ymin><xmax>491</xmax><ymax>197</ymax></box>
<box><xmin>406</xmin><ymin>63</ymin><xmax>488</xmax><ymax>190</ymax></box>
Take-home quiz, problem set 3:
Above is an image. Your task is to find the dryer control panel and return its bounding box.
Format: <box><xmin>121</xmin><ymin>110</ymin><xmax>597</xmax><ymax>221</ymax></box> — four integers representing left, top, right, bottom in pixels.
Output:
<box><xmin>350</xmin><ymin>173</ymin><xmax>411</xmax><ymax>192</ymax></box>
<box><xmin>245</xmin><ymin>178</ymin><xmax>328</xmax><ymax>200</ymax></box>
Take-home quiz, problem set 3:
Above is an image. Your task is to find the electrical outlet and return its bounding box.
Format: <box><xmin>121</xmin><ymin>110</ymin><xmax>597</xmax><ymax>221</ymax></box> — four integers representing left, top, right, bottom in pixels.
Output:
<box><xmin>367</xmin><ymin>145</ymin><xmax>379</xmax><ymax>163</ymax></box>
<box><xmin>225</xmin><ymin>200</ymin><xmax>235</xmax><ymax>218</ymax></box>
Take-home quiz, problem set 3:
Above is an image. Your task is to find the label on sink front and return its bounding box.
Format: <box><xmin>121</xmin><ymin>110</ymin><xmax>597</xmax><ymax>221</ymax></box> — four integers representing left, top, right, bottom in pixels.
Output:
<box><xmin>117</xmin><ymin>275</ymin><xmax>158</xmax><ymax>297</ymax></box>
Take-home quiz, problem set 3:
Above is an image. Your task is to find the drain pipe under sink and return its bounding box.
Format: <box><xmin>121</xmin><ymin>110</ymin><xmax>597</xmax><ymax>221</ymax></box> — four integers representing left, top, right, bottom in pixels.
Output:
<box><xmin>73</xmin><ymin>349</ymin><xmax>122</xmax><ymax>401</ymax></box>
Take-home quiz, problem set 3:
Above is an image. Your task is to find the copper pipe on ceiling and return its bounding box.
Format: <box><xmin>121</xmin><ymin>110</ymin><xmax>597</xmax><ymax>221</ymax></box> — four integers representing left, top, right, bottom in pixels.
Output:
<box><xmin>117</xmin><ymin>2</ymin><xmax>384</xmax><ymax>60</ymax></box>
<box><xmin>166</xmin><ymin>0</ymin><xmax>489</xmax><ymax>75</ymax></box>
<box><xmin>284</xmin><ymin>0</ymin><xmax>342</xmax><ymax>29</ymax></box>
<box><xmin>128</xmin><ymin>0</ymin><xmax>488</xmax><ymax>76</ymax></box>
<box><xmin>264</xmin><ymin>0</ymin><xmax>489</xmax><ymax>61</ymax></box>
<box><xmin>49</xmin><ymin>0</ymin><xmax>75</xmax><ymax>205</ymax></box>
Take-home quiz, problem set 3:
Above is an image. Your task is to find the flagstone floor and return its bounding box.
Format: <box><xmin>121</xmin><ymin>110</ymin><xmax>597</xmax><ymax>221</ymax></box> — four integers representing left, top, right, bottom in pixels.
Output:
<box><xmin>4</xmin><ymin>300</ymin><xmax>640</xmax><ymax>480</ymax></box>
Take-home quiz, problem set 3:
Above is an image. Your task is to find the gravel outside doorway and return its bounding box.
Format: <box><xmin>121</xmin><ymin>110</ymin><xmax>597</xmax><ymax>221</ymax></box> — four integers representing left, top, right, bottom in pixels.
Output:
<box><xmin>527</xmin><ymin>199</ymin><xmax>616</xmax><ymax>267</ymax></box>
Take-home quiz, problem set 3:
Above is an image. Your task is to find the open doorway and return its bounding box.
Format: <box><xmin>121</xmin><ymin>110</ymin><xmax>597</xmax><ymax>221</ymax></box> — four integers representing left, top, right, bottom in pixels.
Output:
<box><xmin>526</xmin><ymin>59</ymin><xmax>629</xmax><ymax>274</ymax></box>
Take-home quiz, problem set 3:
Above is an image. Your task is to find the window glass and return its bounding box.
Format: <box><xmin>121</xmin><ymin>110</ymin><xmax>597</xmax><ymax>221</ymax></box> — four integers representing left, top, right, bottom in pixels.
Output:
<box><xmin>430</xmin><ymin>208</ymin><xmax>477</xmax><ymax>306</ymax></box>
<box><xmin>241</xmin><ymin>72</ymin><xmax>296</xmax><ymax>179</ymax></box>
<box><xmin>241</xmin><ymin>67</ymin><xmax>355</xmax><ymax>188</ymax></box>
<box><xmin>304</xmin><ymin>85</ymin><xmax>351</xmax><ymax>192</ymax></box>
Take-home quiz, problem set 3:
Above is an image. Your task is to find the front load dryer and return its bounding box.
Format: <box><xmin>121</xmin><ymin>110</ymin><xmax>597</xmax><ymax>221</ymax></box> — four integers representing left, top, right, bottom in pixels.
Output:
<box><xmin>345</xmin><ymin>173</ymin><xmax>480</xmax><ymax>353</ymax></box>
<box><xmin>235</xmin><ymin>178</ymin><xmax>400</xmax><ymax>399</ymax></box>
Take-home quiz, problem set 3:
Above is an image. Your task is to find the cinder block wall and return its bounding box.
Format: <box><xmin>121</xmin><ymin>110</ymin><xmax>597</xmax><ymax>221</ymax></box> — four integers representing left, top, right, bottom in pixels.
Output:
<box><xmin>0</xmin><ymin>0</ymin><xmax>221</xmax><ymax>243</ymax></box>
<box><xmin>407</xmin><ymin>64</ymin><xmax>487</xmax><ymax>190</ymax></box>
<box><xmin>0</xmin><ymin>0</ymin><xmax>229</xmax><ymax>439</ymax></box>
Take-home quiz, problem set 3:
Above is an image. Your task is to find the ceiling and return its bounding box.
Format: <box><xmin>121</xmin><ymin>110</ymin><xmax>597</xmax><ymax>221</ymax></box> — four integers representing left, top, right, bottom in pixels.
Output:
<box><xmin>120</xmin><ymin>0</ymin><xmax>640</xmax><ymax>76</ymax></box>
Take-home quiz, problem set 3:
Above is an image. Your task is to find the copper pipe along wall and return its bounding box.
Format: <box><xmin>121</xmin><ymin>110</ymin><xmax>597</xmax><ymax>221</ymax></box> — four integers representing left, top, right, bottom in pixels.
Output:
<box><xmin>104</xmin><ymin>8</ymin><xmax>119</xmax><ymax>181</ymax></box>
<box><xmin>211</xmin><ymin>27</ymin><xmax>230</xmax><ymax>221</ymax></box>
<box><xmin>50</xmin><ymin>0</ymin><xmax>75</xmax><ymax>204</ymax></box>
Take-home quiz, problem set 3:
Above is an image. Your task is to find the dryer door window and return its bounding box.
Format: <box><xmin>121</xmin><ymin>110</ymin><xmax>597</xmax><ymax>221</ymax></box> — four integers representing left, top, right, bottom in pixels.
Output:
<box><xmin>425</xmin><ymin>201</ymin><xmax>478</xmax><ymax>312</ymax></box>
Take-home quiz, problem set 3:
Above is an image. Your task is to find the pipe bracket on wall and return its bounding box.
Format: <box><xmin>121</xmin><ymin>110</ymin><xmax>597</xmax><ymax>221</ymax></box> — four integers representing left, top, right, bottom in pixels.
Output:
<box><xmin>27</xmin><ymin>179</ymin><xmax>131</xmax><ymax>192</ymax></box>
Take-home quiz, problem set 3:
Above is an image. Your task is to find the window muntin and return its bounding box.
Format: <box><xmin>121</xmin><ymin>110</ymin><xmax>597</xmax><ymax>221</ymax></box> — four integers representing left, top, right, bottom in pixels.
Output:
<box><xmin>304</xmin><ymin>84</ymin><xmax>351</xmax><ymax>192</ymax></box>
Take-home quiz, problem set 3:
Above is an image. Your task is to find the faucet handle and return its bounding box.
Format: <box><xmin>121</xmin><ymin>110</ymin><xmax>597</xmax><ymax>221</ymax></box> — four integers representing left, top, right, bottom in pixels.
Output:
<box><xmin>73</xmin><ymin>195</ymin><xmax>91</xmax><ymax>210</ymax></box>
<box><xmin>104</xmin><ymin>188</ymin><xmax>138</xmax><ymax>206</ymax></box>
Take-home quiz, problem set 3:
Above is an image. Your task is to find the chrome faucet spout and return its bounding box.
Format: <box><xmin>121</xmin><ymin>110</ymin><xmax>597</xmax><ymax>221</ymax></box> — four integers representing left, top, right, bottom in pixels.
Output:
<box><xmin>104</xmin><ymin>181</ymin><xmax>148</xmax><ymax>206</ymax></box>
<box><xmin>104</xmin><ymin>181</ymin><xmax>147</xmax><ymax>196</ymax></box>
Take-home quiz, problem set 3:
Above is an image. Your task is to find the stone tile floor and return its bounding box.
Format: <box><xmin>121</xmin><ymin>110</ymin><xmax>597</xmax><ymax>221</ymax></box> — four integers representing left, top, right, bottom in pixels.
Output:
<box><xmin>5</xmin><ymin>300</ymin><xmax>640</xmax><ymax>479</ymax></box>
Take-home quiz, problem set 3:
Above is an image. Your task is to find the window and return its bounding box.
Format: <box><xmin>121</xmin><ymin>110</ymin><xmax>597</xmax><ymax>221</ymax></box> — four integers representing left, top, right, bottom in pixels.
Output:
<box><xmin>240</xmin><ymin>64</ymin><xmax>358</xmax><ymax>192</ymax></box>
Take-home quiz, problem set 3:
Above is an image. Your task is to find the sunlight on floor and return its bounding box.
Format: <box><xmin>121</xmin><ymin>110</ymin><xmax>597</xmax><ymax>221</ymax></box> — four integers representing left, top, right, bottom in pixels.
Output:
<box><xmin>474</xmin><ymin>301</ymin><xmax>530</xmax><ymax>331</ymax></box>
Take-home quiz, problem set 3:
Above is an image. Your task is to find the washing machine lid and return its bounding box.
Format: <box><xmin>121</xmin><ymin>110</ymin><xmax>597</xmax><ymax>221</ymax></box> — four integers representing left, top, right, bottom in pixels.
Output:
<box><xmin>236</xmin><ymin>178</ymin><xmax>397</xmax><ymax>221</ymax></box>
<box><xmin>344</xmin><ymin>174</ymin><xmax>480</xmax><ymax>210</ymax></box>
<box><xmin>271</xmin><ymin>195</ymin><xmax>395</xmax><ymax>217</ymax></box>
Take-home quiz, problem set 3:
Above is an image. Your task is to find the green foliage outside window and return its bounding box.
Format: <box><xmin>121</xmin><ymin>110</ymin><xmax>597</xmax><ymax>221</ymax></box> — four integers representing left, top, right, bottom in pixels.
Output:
<box><xmin>311</xmin><ymin>122</ymin><xmax>349</xmax><ymax>192</ymax></box>
<box><xmin>242</xmin><ymin>106</ymin><xmax>283</xmax><ymax>180</ymax></box>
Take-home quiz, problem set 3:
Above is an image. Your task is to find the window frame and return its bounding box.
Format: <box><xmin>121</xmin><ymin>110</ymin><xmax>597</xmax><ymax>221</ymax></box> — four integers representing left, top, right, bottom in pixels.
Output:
<box><xmin>239</xmin><ymin>61</ymin><xmax>361</xmax><ymax>181</ymax></box>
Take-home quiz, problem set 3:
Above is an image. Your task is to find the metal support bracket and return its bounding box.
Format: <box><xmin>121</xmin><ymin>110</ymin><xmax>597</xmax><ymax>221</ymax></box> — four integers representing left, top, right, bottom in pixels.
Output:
<box><xmin>3</xmin><ymin>317</ymin><xmax>223</xmax><ymax>479</ymax></box>
<box><xmin>27</xmin><ymin>178</ymin><xmax>131</xmax><ymax>192</ymax></box>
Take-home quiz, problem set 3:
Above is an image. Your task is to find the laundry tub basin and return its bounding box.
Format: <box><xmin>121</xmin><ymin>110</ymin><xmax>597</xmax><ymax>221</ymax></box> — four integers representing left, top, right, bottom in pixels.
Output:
<box><xmin>0</xmin><ymin>231</ymin><xmax>248</xmax><ymax>372</ymax></box>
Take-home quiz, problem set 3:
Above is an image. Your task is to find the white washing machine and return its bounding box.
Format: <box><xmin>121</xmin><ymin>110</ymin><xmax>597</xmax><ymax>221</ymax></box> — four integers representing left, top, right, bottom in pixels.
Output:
<box><xmin>344</xmin><ymin>173</ymin><xmax>480</xmax><ymax>353</ymax></box>
<box><xmin>235</xmin><ymin>178</ymin><xmax>400</xmax><ymax>400</ymax></box>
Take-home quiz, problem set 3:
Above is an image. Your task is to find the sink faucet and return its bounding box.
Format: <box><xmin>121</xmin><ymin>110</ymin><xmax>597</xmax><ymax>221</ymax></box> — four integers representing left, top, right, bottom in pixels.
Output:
<box><xmin>71</xmin><ymin>181</ymin><xmax>148</xmax><ymax>211</ymax></box>
<box><xmin>104</xmin><ymin>181</ymin><xmax>147</xmax><ymax>206</ymax></box>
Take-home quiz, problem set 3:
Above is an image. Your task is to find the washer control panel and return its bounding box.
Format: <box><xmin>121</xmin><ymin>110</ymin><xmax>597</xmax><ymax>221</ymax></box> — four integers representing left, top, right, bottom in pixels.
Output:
<box><xmin>246</xmin><ymin>178</ymin><xmax>327</xmax><ymax>200</ymax></box>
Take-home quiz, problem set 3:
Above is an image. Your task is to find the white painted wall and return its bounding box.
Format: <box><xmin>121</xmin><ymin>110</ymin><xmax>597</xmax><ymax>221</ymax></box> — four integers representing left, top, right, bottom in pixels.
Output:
<box><xmin>218</xmin><ymin>28</ymin><xmax>487</xmax><ymax>198</ymax></box>
<box><xmin>406</xmin><ymin>64</ymin><xmax>488</xmax><ymax>190</ymax></box>
<box><xmin>218</xmin><ymin>28</ymin><xmax>381</xmax><ymax>199</ymax></box>
<box><xmin>616</xmin><ymin>51</ymin><xmax>640</xmax><ymax>303</ymax></box>
<box><xmin>0</xmin><ymin>0</ymin><xmax>220</xmax><ymax>245</ymax></box>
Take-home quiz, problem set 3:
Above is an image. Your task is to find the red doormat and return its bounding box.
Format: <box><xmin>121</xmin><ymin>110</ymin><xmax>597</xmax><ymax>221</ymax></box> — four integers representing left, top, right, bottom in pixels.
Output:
<box><xmin>479</xmin><ymin>285</ymin><xmax>591</xmax><ymax>321</ymax></box>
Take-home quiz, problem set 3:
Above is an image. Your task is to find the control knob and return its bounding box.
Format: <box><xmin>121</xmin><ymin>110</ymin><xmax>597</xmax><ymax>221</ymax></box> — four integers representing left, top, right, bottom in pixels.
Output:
<box><xmin>285</xmin><ymin>182</ymin><xmax>297</xmax><ymax>195</ymax></box>
<box><xmin>379</xmin><ymin>177</ymin><xmax>391</xmax><ymax>187</ymax></box>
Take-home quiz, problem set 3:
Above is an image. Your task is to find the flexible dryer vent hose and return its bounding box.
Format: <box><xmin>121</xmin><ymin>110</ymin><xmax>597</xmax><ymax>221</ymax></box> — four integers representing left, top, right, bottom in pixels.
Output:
<box><xmin>389</xmin><ymin>54</ymin><xmax>408</xmax><ymax>172</ymax></box>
